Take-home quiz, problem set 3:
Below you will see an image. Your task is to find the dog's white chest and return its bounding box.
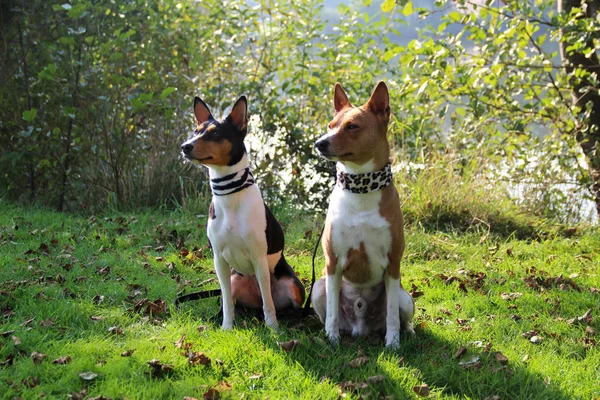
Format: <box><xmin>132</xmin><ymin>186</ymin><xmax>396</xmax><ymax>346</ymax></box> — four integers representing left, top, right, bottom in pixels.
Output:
<box><xmin>328</xmin><ymin>187</ymin><xmax>391</xmax><ymax>287</ymax></box>
<box><xmin>208</xmin><ymin>187</ymin><xmax>267</xmax><ymax>275</ymax></box>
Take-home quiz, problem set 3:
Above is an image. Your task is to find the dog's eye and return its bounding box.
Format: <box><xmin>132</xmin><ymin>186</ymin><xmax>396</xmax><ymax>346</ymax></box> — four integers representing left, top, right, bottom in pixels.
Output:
<box><xmin>346</xmin><ymin>124</ymin><xmax>358</xmax><ymax>130</ymax></box>
<box><xmin>211</xmin><ymin>129</ymin><xmax>218</xmax><ymax>136</ymax></box>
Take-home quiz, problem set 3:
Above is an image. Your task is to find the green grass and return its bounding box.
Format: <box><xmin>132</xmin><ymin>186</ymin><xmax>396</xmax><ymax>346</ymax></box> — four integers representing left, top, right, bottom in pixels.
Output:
<box><xmin>0</xmin><ymin>199</ymin><xmax>599</xmax><ymax>399</ymax></box>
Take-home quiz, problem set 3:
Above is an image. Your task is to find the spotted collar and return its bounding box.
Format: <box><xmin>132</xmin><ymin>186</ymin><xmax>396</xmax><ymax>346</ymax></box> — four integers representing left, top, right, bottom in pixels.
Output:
<box><xmin>336</xmin><ymin>163</ymin><xmax>393</xmax><ymax>194</ymax></box>
<box><xmin>210</xmin><ymin>167</ymin><xmax>255</xmax><ymax>196</ymax></box>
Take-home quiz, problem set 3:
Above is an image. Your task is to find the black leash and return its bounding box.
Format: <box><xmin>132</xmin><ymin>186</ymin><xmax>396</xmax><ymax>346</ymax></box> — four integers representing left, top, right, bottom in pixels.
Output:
<box><xmin>303</xmin><ymin>224</ymin><xmax>324</xmax><ymax>317</ymax></box>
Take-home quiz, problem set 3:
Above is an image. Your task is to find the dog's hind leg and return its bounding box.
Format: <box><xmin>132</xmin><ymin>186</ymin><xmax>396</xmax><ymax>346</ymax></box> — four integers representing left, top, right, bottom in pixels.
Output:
<box><xmin>311</xmin><ymin>277</ymin><xmax>326</xmax><ymax>323</ymax></box>
<box><xmin>253</xmin><ymin>257</ymin><xmax>278</xmax><ymax>330</ymax></box>
<box><xmin>398</xmin><ymin>285</ymin><xmax>415</xmax><ymax>335</ymax></box>
<box><xmin>214</xmin><ymin>256</ymin><xmax>235</xmax><ymax>330</ymax></box>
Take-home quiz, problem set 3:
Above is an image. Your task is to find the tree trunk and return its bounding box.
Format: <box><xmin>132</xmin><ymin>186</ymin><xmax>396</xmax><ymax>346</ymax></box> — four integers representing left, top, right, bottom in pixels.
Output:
<box><xmin>558</xmin><ymin>0</ymin><xmax>600</xmax><ymax>217</ymax></box>
<box><xmin>58</xmin><ymin>44</ymin><xmax>82</xmax><ymax>212</ymax></box>
<box><xmin>17</xmin><ymin>19</ymin><xmax>35</xmax><ymax>201</ymax></box>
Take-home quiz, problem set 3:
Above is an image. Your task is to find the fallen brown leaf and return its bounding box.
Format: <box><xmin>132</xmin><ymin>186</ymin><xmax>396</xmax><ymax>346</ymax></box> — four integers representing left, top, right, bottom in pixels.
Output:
<box><xmin>22</xmin><ymin>376</ymin><xmax>40</xmax><ymax>388</ymax></box>
<box><xmin>39</xmin><ymin>319</ymin><xmax>54</xmax><ymax>327</ymax></box>
<box><xmin>277</xmin><ymin>339</ymin><xmax>300</xmax><ymax>352</ymax></box>
<box><xmin>108</xmin><ymin>326</ymin><xmax>124</xmax><ymax>335</ymax></box>
<box><xmin>68</xmin><ymin>387</ymin><xmax>88</xmax><ymax>400</ymax></box>
<box><xmin>11</xmin><ymin>335</ymin><xmax>21</xmax><ymax>346</ymax></box>
<box><xmin>454</xmin><ymin>346</ymin><xmax>467</xmax><ymax>359</ymax></box>
<box><xmin>53</xmin><ymin>355</ymin><xmax>72</xmax><ymax>364</ymax></box>
<box><xmin>121</xmin><ymin>349</ymin><xmax>135</xmax><ymax>357</ymax></box>
<box><xmin>522</xmin><ymin>330</ymin><xmax>539</xmax><ymax>339</ymax></box>
<box><xmin>413</xmin><ymin>384</ymin><xmax>430</xmax><ymax>397</ymax></box>
<box><xmin>459</xmin><ymin>357</ymin><xmax>482</xmax><ymax>370</ymax></box>
<box><xmin>567</xmin><ymin>309</ymin><xmax>592</xmax><ymax>326</ymax></box>
<box><xmin>174</xmin><ymin>334</ymin><xmax>186</xmax><ymax>348</ymax></box>
<box><xmin>347</xmin><ymin>356</ymin><xmax>369</xmax><ymax>368</ymax></box>
<box><xmin>146</xmin><ymin>359</ymin><xmax>174</xmax><ymax>378</ymax></box>
<box><xmin>188</xmin><ymin>351</ymin><xmax>211</xmax><ymax>366</ymax></box>
<box><xmin>585</xmin><ymin>326</ymin><xmax>596</xmax><ymax>336</ymax></box>
<box><xmin>202</xmin><ymin>388</ymin><xmax>220</xmax><ymax>400</ymax></box>
<box><xmin>31</xmin><ymin>351</ymin><xmax>47</xmax><ymax>364</ymax></box>
<box><xmin>495</xmin><ymin>352</ymin><xmax>509</xmax><ymax>365</ymax></box>
<box><xmin>79</xmin><ymin>371</ymin><xmax>98</xmax><ymax>381</ymax></box>
<box><xmin>530</xmin><ymin>335</ymin><xmax>543</xmax><ymax>344</ymax></box>
<box><xmin>20</xmin><ymin>318</ymin><xmax>35</xmax><ymax>327</ymax></box>
<box><xmin>367</xmin><ymin>375</ymin><xmax>385</xmax><ymax>384</ymax></box>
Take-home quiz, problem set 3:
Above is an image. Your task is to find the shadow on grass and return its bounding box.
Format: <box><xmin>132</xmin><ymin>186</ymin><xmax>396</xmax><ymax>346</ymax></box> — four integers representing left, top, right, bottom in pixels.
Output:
<box><xmin>277</xmin><ymin>323</ymin><xmax>573</xmax><ymax>399</ymax></box>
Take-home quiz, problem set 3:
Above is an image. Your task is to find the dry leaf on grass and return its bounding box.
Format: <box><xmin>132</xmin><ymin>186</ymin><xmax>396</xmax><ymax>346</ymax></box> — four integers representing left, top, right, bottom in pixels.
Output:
<box><xmin>277</xmin><ymin>339</ymin><xmax>300</xmax><ymax>352</ymax></box>
<box><xmin>567</xmin><ymin>309</ymin><xmax>592</xmax><ymax>326</ymax></box>
<box><xmin>174</xmin><ymin>334</ymin><xmax>186</xmax><ymax>348</ymax></box>
<box><xmin>454</xmin><ymin>346</ymin><xmax>467</xmax><ymax>359</ymax></box>
<box><xmin>146</xmin><ymin>359</ymin><xmax>174</xmax><ymax>378</ymax></box>
<box><xmin>53</xmin><ymin>355</ymin><xmax>72</xmax><ymax>364</ymax></box>
<box><xmin>31</xmin><ymin>351</ymin><xmax>46</xmax><ymax>364</ymax></box>
<box><xmin>347</xmin><ymin>356</ymin><xmax>369</xmax><ymax>368</ymax></box>
<box><xmin>121</xmin><ymin>349</ymin><xmax>135</xmax><ymax>357</ymax></box>
<box><xmin>188</xmin><ymin>351</ymin><xmax>211</xmax><ymax>366</ymax></box>
<box><xmin>530</xmin><ymin>336</ymin><xmax>543</xmax><ymax>344</ymax></box>
<box><xmin>22</xmin><ymin>376</ymin><xmax>39</xmax><ymax>388</ymax></box>
<box><xmin>108</xmin><ymin>326</ymin><xmax>124</xmax><ymax>335</ymax></box>
<box><xmin>68</xmin><ymin>387</ymin><xmax>87</xmax><ymax>400</ymax></box>
<box><xmin>413</xmin><ymin>384</ymin><xmax>430</xmax><ymax>397</ymax></box>
<box><xmin>495</xmin><ymin>352</ymin><xmax>509</xmax><ymax>365</ymax></box>
<box><xmin>459</xmin><ymin>357</ymin><xmax>482</xmax><ymax>370</ymax></box>
<box><xmin>367</xmin><ymin>375</ymin><xmax>385</xmax><ymax>384</ymax></box>
<box><xmin>202</xmin><ymin>389</ymin><xmax>220</xmax><ymax>400</ymax></box>
<box><xmin>79</xmin><ymin>371</ymin><xmax>98</xmax><ymax>381</ymax></box>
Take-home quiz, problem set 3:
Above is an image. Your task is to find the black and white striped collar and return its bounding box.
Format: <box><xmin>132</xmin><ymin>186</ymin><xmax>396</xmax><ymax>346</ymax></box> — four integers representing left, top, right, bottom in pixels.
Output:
<box><xmin>210</xmin><ymin>167</ymin><xmax>255</xmax><ymax>196</ymax></box>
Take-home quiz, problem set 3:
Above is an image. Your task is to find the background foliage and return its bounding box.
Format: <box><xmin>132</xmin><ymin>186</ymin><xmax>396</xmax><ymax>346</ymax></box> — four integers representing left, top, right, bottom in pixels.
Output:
<box><xmin>1</xmin><ymin>0</ymin><xmax>599</xmax><ymax>224</ymax></box>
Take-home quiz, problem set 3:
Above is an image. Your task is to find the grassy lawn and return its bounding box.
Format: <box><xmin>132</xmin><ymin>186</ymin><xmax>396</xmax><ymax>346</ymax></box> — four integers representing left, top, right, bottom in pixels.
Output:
<box><xmin>0</xmin><ymin>200</ymin><xmax>599</xmax><ymax>399</ymax></box>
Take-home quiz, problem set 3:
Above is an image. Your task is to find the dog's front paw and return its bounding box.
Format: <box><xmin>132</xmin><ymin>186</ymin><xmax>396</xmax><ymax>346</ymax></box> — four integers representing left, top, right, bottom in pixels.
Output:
<box><xmin>326</xmin><ymin>330</ymin><xmax>341</xmax><ymax>346</ymax></box>
<box><xmin>385</xmin><ymin>331</ymin><xmax>401</xmax><ymax>349</ymax></box>
<box><xmin>265</xmin><ymin>318</ymin><xmax>279</xmax><ymax>331</ymax></box>
<box><xmin>222</xmin><ymin>321</ymin><xmax>234</xmax><ymax>330</ymax></box>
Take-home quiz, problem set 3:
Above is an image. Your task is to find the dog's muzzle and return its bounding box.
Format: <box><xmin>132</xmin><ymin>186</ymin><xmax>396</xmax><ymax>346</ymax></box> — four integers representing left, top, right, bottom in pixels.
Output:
<box><xmin>181</xmin><ymin>141</ymin><xmax>194</xmax><ymax>158</ymax></box>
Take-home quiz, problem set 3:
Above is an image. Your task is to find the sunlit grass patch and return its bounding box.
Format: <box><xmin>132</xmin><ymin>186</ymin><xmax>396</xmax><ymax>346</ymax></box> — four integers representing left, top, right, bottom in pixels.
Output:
<box><xmin>0</xmin><ymin>201</ymin><xmax>598</xmax><ymax>399</ymax></box>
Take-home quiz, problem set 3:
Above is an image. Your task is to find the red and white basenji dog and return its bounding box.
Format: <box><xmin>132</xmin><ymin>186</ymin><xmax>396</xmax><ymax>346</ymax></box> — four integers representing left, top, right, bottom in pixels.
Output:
<box><xmin>181</xmin><ymin>96</ymin><xmax>305</xmax><ymax>330</ymax></box>
<box><xmin>311</xmin><ymin>82</ymin><xmax>414</xmax><ymax>348</ymax></box>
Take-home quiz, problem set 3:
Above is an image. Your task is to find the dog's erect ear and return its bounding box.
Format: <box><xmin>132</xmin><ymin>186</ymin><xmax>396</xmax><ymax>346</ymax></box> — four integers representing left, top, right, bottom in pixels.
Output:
<box><xmin>334</xmin><ymin>83</ymin><xmax>352</xmax><ymax>114</ymax></box>
<box><xmin>226</xmin><ymin>96</ymin><xmax>248</xmax><ymax>132</ymax></box>
<box><xmin>194</xmin><ymin>97</ymin><xmax>213</xmax><ymax>124</ymax></box>
<box><xmin>366</xmin><ymin>81</ymin><xmax>390</xmax><ymax>116</ymax></box>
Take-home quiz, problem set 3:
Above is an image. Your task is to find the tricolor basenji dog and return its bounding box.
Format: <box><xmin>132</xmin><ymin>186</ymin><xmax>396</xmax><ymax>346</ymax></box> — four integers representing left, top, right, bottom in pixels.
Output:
<box><xmin>311</xmin><ymin>82</ymin><xmax>415</xmax><ymax>348</ymax></box>
<box><xmin>181</xmin><ymin>96</ymin><xmax>305</xmax><ymax>330</ymax></box>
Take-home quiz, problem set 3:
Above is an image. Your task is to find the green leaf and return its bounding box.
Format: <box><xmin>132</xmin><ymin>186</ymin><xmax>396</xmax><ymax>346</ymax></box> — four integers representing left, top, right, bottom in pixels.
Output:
<box><xmin>22</xmin><ymin>109</ymin><xmax>37</xmax><ymax>123</ymax></box>
<box><xmin>402</xmin><ymin>1</ymin><xmax>413</xmax><ymax>16</ymax></box>
<box><xmin>160</xmin><ymin>87</ymin><xmax>176</xmax><ymax>99</ymax></box>
<box><xmin>448</xmin><ymin>11</ymin><xmax>462</xmax><ymax>23</ymax></box>
<box><xmin>383</xmin><ymin>48</ymin><xmax>397</xmax><ymax>62</ymax></box>
<box><xmin>381</xmin><ymin>0</ymin><xmax>395</xmax><ymax>13</ymax></box>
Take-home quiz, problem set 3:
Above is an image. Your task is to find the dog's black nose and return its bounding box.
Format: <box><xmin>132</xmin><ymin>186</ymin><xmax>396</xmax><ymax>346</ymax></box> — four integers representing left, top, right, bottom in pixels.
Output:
<box><xmin>315</xmin><ymin>139</ymin><xmax>329</xmax><ymax>152</ymax></box>
<box><xmin>181</xmin><ymin>143</ymin><xmax>193</xmax><ymax>153</ymax></box>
